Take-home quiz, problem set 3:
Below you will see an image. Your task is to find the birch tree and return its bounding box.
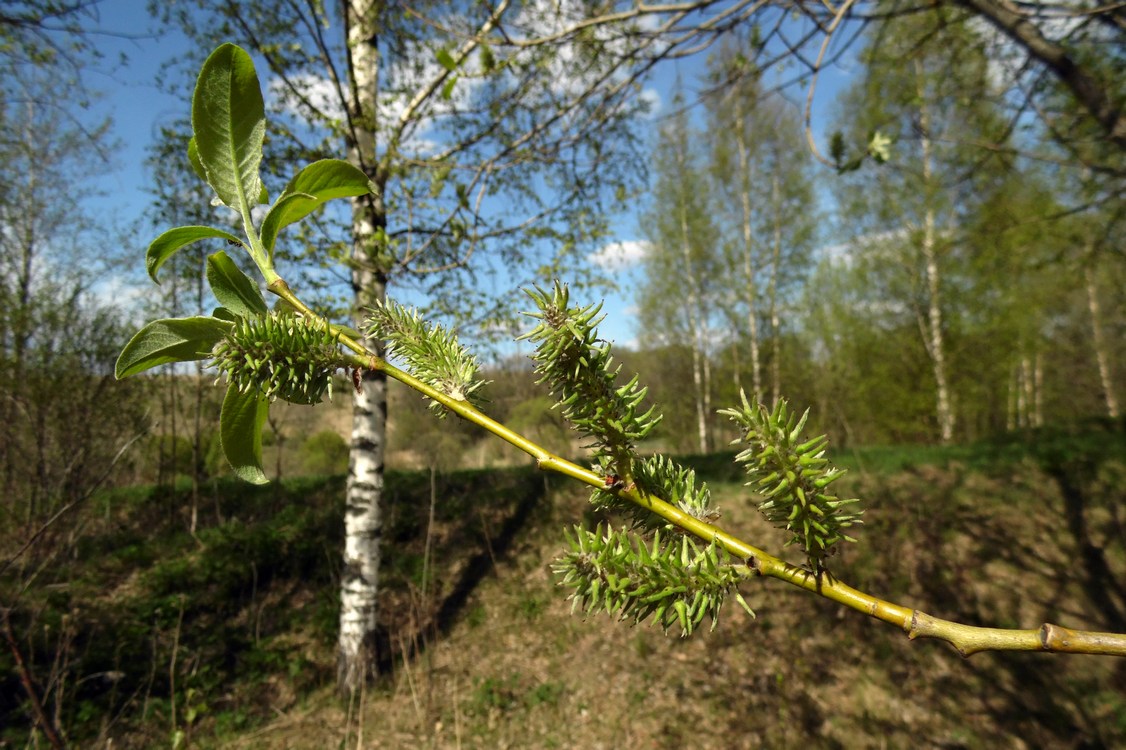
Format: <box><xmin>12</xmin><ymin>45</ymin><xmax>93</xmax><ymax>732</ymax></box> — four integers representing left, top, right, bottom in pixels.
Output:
<box><xmin>638</xmin><ymin>88</ymin><xmax>721</xmax><ymax>453</ymax></box>
<box><xmin>704</xmin><ymin>44</ymin><xmax>817</xmax><ymax>407</ymax></box>
<box><xmin>835</xmin><ymin>16</ymin><xmax>1010</xmax><ymax>444</ymax></box>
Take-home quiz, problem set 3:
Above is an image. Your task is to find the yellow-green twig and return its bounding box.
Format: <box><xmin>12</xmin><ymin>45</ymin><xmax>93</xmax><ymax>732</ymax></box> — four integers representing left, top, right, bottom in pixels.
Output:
<box><xmin>270</xmin><ymin>278</ymin><xmax>1126</xmax><ymax>658</ymax></box>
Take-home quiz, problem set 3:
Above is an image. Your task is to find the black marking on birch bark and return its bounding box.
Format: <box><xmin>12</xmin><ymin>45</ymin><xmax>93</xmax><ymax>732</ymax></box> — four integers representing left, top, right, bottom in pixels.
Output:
<box><xmin>347</xmin><ymin>480</ymin><xmax>383</xmax><ymax>496</ymax></box>
<box><xmin>351</xmin><ymin>437</ymin><xmax>383</xmax><ymax>453</ymax></box>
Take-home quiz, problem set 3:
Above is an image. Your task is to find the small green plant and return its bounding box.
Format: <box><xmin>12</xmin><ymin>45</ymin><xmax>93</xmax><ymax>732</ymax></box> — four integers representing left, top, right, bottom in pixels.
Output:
<box><xmin>117</xmin><ymin>43</ymin><xmax>1126</xmax><ymax>658</ymax></box>
<box><xmin>298</xmin><ymin>430</ymin><xmax>349</xmax><ymax>476</ymax></box>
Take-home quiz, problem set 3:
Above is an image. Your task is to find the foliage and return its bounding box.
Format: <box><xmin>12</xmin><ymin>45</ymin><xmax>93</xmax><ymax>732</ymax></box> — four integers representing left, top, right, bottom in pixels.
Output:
<box><xmin>117</xmin><ymin>44</ymin><xmax>372</xmax><ymax>485</ymax></box>
<box><xmin>0</xmin><ymin>30</ymin><xmax>144</xmax><ymax>526</ymax></box>
<box><xmin>298</xmin><ymin>430</ymin><xmax>349</xmax><ymax>476</ymax></box>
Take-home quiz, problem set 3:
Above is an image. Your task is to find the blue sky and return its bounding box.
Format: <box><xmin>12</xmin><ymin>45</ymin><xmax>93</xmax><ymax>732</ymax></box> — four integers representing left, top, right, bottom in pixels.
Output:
<box><xmin>77</xmin><ymin>2</ymin><xmax>858</xmax><ymax>351</ymax></box>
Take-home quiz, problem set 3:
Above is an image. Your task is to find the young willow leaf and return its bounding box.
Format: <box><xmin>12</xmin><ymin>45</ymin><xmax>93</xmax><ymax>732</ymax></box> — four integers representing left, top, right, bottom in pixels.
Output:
<box><xmin>260</xmin><ymin>159</ymin><xmax>374</xmax><ymax>253</ymax></box>
<box><xmin>435</xmin><ymin>47</ymin><xmax>457</xmax><ymax>71</ymax></box>
<box><xmin>191</xmin><ymin>43</ymin><xmax>266</xmax><ymax>210</ymax></box>
<box><xmin>220</xmin><ymin>381</ymin><xmax>269</xmax><ymax>484</ymax></box>
<box><xmin>206</xmin><ymin>250</ymin><xmax>267</xmax><ymax>318</ymax></box>
<box><xmin>146</xmin><ymin>226</ymin><xmax>242</xmax><ymax>283</ymax></box>
<box><xmin>115</xmin><ymin>317</ymin><xmax>233</xmax><ymax>379</ymax></box>
<box><xmin>187</xmin><ymin>137</ymin><xmax>207</xmax><ymax>182</ymax></box>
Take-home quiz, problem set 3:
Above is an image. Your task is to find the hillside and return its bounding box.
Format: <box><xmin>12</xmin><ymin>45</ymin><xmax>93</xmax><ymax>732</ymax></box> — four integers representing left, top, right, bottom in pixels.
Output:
<box><xmin>3</xmin><ymin>422</ymin><xmax>1125</xmax><ymax>748</ymax></box>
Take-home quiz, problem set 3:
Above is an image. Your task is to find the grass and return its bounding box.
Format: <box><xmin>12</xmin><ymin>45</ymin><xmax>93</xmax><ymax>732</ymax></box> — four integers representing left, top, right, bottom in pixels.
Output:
<box><xmin>4</xmin><ymin>422</ymin><xmax>1125</xmax><ymax>748</ymax></box>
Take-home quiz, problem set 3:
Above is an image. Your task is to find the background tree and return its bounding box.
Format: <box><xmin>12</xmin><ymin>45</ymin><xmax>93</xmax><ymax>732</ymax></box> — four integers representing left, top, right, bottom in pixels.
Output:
<box><xmin>0</xmin><ymin>8</ymin><xmax>149</xmax><ymax>744</ymax></box>
<box><xmin>704</xmin><ymin>50</ymin><xmax>818</xmax><ymax>408</ymax></box>
<box><xmin>637</xmin><ymin>87</ymin><xmax>722</xmax><ymax>453</ymax></box>
<box><xmin>833</xmin><ymin>16</ymin><xmax>1014</xmax><ymax>443</ymax></box>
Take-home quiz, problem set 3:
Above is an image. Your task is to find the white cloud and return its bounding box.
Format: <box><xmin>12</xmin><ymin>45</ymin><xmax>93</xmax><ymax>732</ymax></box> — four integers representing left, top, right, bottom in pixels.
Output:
<box><xmin>266</xmin><ymin>43</ymin><xmax>488</xmax><ymax>158</ymax></box>
<box><xmin>589</xmin><ymin>239</ymin><xmax>649</xmax><ymax>270</ymax></box>
<box><xmin>267</xmin><ymin>72</ymin><xmax>346</xmax><ymax>122</ymax></box>
<box><xmin>89</xmin><ymin>274</ymin><xmax>151</xmax><ymax>314</ymax></box>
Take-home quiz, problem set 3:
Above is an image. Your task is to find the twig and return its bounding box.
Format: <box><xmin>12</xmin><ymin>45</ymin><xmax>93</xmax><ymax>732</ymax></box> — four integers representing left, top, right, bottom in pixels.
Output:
<box><xmin>2</xmin><ymin>609</ymin><xmax>67</xmax><ymax>749</ymax></box>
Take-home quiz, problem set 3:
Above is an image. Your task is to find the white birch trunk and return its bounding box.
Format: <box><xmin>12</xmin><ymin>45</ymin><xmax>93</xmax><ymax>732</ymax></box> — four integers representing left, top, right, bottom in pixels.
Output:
<box><xmin>338</xmin><ymin>0</ymin><xmax>387</xmax><ymax>696</ymax></box>
<box><xmin>734</xmin><ymin>99</ymin><xmax>762</xmax><ymax>402</ymax></box>
<box><xmin>673</xmin><ymin>128</ymin><xmax>709</xmax><ymax>454</ymax></box>
<box><xmin>1086</xmin><ymin>263</ymin><xmax>1120</xmax><ymax>419</ymax></box>
<box><xmin>681</xmin><ymin>213</ymin><xmax>709</xmax><ymax>454</ymax></box>
<box><xmin>1019</xmin><ymin>355</ymin><xmax>1032</xmax><ymax>427</ymax></box>
<box><xmin>1013</xmin><ymin>364</ymin><xmax>1022</xmax><ymax>430</ymax></box>
<box><xmin>921</xmin><ymin>199</ymin><xmax>953</xmax><ymax>443</ymax></box>
<box><xmin>768</xmin><ymin>173</ymin><xmax>782</xmax><ymax>407</ymax></box>
<box><xmin>1033</xmin><ymin>351</ymin><xmax>1044</xmax><ymax>427</ymax></box>
<box><xmin>916</xmin><ymin>64</ymin><xmax>954</xmax><ymax>444</ymax></box>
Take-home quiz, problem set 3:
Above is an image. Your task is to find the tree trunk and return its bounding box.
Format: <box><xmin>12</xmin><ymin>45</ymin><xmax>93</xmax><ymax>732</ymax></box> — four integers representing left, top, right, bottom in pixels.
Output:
<box><xmin>672</xmin><ymin>123</ymin><xmax>710</xmax><ymax>454</ymax></box>
<box><xmin>734</xmin><ymin>99</ymin><xmax>762</xmax><ymax>402</ymax></box>
<box><xmin>1033</xmin><ymin>351</ymin><xmax>1044</xmax><ymax>427</ymax></box>
<box><xmin>916</xmin><ymin>62</ymin><xmax>954</xmax><ymax>444</ymax></box>
<box><xmin>768</xmin><ymin>173</ymin><xmax>782</xmax><ymax>407</ymax></box>
<box><xmin>338</xmin><ymin>0</ymin><xmax>387</xmax><ymax>697</ymax></box>
<box><xmin>680</xmin><ymin>201</ymin><xmax>709</xmax><ymax>454</ymax></box>
<box><xmin>1086</xmin><ymin>263</ymin><xmax>1120</xmax><ymax>419</ymax></box>
<box><xmin>1013</xmin><ymin>360</ymin><xmax>1022</xmax><ymax>430</ymax></box>
<box><xmin>921</xmin><ymin>199</ymin><xmax>953</xmax><ymax>443</ymax></box>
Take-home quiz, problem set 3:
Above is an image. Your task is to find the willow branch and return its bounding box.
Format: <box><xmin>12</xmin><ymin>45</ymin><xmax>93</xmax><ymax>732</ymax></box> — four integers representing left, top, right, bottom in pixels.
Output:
<box><xmin>267</xmin><ymin>277</ymin><xmax>1126</xmax><ymax>658</ymax></box>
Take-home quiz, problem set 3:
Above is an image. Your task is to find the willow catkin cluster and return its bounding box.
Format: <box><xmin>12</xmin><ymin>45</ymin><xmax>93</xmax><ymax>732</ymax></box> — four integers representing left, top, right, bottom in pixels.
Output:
<box><xmin>211</xmin><ymin>312</ymin><xmax>342</xmax><ymax>405</ymax></box>
<box><xmin>553</xmin><ymin>524</ymin><xmax>754</xmax><ymax>637</ymax></box>
<box><xmin>365</xmin><ymin>299</ymin><xmax>486</xmax><ymax>415</ymax></box>
<box><xmin>722</xmin><ymin>395</ymin><xmax>863</xmax><ymax>573</ymax></box>
<box><xmin>521</xmin><ymin>283</ymin><xmax>660</xmax><ymax>479</ymax></box>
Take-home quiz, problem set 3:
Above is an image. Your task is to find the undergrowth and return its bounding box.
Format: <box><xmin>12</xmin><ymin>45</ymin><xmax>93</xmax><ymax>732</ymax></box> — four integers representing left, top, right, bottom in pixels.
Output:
<box><xmin>3</xmin><ymin>421</ymin><xmax>1124</xmax><ymax>747</ymax></box>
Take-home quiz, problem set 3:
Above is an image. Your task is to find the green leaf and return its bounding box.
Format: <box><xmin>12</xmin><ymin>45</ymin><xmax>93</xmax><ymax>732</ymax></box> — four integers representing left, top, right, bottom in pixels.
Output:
<box><xmin>212</xmin><ymin>307</ymin><xmax>239</xmax><ymax>322</ymax></box>
<box><xmin>146</xmin><ymin>226</ymin><xmax>243</xmax><ymax>283</ymax></box>
<box><xmin>220</xmin><ymin>381</ymin><xmax>269</xmax><ymax>484</ymax></box>
<box><xmin>187</xmin><ymin>137</ymin><xmax>207</xmax><ymax>182</ymax></box>
<box><xmin>192</xmin><ymin>43</ymin><xmax>266</xmax><ymax>210</ymax></box>
<box><xmin>436</xmin><ymin>48</ymin><xmax>457</xmax><ymax>71</ymax></box>
<box><xmin>115</xmin><ymin>317</ymin><xmax>233</xmax><ymax>379</ymax></box>
<box><xmin>260</xmin><ymin>159</ymin><xmax>374</xmax><ymax>252</ymax></box>
<box><xmin>206</xmin><ymin>250</ymin><xmax>267</xmax><ymax>318</ymax></box>
<box><xmin>867</xmin><ymin>130</ymin><xmax>892</xmax><ymax>163</ymax></box>
<box><xmin>441</xmin><ymin>75</ymin><xmax>458</xmax><ymax>101</ymax></box>
<box><xmin>479</xmin><ymin>44</ymin><xmax>496</xmax><ymax>73</ymax></box>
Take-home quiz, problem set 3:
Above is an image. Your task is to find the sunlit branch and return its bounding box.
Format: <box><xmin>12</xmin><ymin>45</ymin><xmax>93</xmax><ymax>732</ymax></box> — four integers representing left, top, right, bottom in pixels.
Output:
<box><xmin>804</xmin><ymin>0</ymin><xmax>859</xmax><ymax>168</ymax></box>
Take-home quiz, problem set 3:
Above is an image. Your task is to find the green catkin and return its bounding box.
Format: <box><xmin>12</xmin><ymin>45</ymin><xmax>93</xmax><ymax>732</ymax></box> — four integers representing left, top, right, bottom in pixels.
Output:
<box><xmin>211</xmin><ymin>313</ymin><xmax>341</xmax><ymax>405</ymax></box>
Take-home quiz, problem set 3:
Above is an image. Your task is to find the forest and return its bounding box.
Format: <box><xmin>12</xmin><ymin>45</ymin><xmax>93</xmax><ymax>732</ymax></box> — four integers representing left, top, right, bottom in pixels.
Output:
<box><xmin>2</xmin><ymin>0</ymin><xmax>1123</xmax><ymax>747</ymax></box>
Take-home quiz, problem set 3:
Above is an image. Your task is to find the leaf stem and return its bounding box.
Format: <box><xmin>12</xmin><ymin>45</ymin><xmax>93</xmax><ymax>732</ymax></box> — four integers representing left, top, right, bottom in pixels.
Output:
<box><xmin>239</xmin><ymin>203</ymin><xmax>278</xmax><ymax>286</ymax></box>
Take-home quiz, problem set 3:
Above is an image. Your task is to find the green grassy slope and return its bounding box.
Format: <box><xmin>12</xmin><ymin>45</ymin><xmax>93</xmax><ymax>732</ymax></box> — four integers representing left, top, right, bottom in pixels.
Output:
<box><xmin>4</xmin><ymin>421</ymin><xmax>1125</xmax><ymax>748</ymax></box>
